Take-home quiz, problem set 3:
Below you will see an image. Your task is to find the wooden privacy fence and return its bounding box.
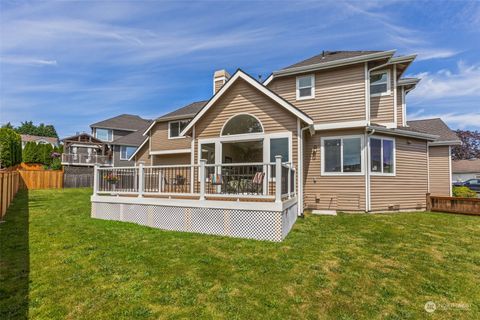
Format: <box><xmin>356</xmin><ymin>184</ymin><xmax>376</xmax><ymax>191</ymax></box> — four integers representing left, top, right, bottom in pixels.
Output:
<box><xmin>17</xmin><ymin>170</ymin><xmax>64</xmax><ymax>190</ymax></box>
<box><xmin>0</xmin><ymin>170</ymin><xmax>20</xmax><ymax>219</ymax></box>
<box><xmin>426</xmin><ymin>193</ymin><xmax>480</xmax><ymax>215</ymax></box>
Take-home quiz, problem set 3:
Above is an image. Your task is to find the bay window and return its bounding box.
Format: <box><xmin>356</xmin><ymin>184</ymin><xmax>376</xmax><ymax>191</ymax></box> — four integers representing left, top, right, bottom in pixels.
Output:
<box><xmin>322</xmin><ymin>136</ymin><xmax>363</xmax><ymax>175</ymax></box>
<box><xmin>370</xmin><ymin>137</ymin><xmax>395</xmax><ymax>175</ymax></box>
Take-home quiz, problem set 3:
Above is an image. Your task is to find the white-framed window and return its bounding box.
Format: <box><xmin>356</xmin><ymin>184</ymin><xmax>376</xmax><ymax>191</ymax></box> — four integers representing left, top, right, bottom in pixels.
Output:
<box><xmin>296</xmin><ymin>74</ymin><xmax>315</xmax><ymax>100</ymax></box>
<box><xmin>370</xmin><ymin>70</ymin><xmax>391</xmax><ymax>97</ymax></box>
<box><xmin>120</xmin><ymin>146</ymin><xmax>137</xmax><ymax>160</ymax></box>
<box><xmin>95</xmin><ymin>128</ymin><xmax>113</xmax><ymax>142</ymax></box>
<box><xmin>168</xmin><ymin>120</ymin><xmax>190</xmax><ymax>139</ymax></box>
<box><xmin>321</xmin><ymin>135</ymin><xmax>364</xmax><ymax>175</ymax></box>
<box><xmin>221</xmin><ymin>114</ymin><xmax>263</xmax><ymax>136</ymax></box>
<box><xmin>370</xmin><ymin>137</ymin><xmax>395</xmax><ymax>175</ymax></box>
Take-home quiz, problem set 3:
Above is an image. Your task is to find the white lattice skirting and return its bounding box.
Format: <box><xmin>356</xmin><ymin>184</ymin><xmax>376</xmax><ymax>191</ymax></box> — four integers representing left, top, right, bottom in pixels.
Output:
<box><xmin>91</xmin><ymin>196</ymin><xmax>298</xmax><ymax>242</ymax></box>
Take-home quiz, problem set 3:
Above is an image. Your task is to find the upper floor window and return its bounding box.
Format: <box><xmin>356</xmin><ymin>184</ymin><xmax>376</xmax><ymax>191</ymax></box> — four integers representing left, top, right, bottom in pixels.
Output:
<box><xmin>296</xmin><ymin>75</ymin><xmax>315</xmax><ymax>100</ymax></box>
<box><xmin>321</xmin><ymin>136</ymin><xmax>363</xmax><ymax>175</ymax></box>
<box><xmin>95</xmin><ymin>128</ymin><xmax>113</xmax><ymax>142</ymax></box>
<box><xmin>221</xmin><ymin>114</ymin><xmax>263</xmax><ymax>136</ymax></box>
<box><xmin>120</xmin><ymin>146</ymin><xmax>137</xmax><ymax>160</ymax></box>
<box><xmin>370</xmin><ymin>70</ymin><xmax>390</xmax><ymax>97</ymax></box>
<box><xmin>168</xmin><ymin>120</ymin><xmax>189</xmax><ymax>139</ymax></box>
<box><xmin>370</xmin><ymin>137</ymin><xmax>395</xmax><ymax>175</ymax></box>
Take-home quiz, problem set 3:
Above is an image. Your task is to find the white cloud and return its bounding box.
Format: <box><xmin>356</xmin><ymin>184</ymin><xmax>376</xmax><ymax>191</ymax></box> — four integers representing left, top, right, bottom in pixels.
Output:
<box><xmin>0</xmin><ymin>56</ymin><xmax>57</xmax><ymax>66</ymax></box>
<box><xmin>409</xmin><ymin>61</ymin><xmax>480</xmax><ymax>100</ymax></box>
<box><xmin>414</xmin><ymin>49</ymin><xmax>460</xmax><ymax>61</ymax></box>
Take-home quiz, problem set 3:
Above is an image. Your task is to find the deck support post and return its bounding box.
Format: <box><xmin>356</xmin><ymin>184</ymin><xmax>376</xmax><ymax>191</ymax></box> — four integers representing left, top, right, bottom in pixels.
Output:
<box><xmin>138</xmin><ymin>163</ymin><xmax>144</xmax><ymax>198</ymax></box>
<box><xmin>275</xmin><ymin>155</ymin><xmax>282</xmax><ymax>203</ymax></box>
<box><xmin>287</xmin><ymin>163</ymin><xmax>291</xmax><ymax>199</ymax></box>
<box><xmin>93</xmin><ymin>164</ymin><xmax>99</xmax><ymax>196</ymax></box>
<box><xmin>199</xmin><ymin>159</ymin><xmax>206</xmax><ymax>200</ymax></box>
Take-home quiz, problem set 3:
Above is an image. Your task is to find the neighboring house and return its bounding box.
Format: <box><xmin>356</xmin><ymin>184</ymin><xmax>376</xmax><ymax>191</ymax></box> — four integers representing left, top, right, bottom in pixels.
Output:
<box><xmin>92</xmin><ymin>50</ymin><xmax>461</xmax><ymax>241</ymax></box>
<box><xmin>20</xmin><ymin>134</ymin><xmax>59</xmax><ymax>149</ymax></box>
<box><xmin>90</xmin><ymin>114</ymin><xmax>152</xmax><ymax>167</ymax></box>
<box><xmin>452</xmin><ymin>159</ymin><xmax>480</xmax><ymax>182</ymax></box>
<box><xmin>61</xmin><ymin>114</ymin><xmax>151</xmax><ymax>168</ymax></box>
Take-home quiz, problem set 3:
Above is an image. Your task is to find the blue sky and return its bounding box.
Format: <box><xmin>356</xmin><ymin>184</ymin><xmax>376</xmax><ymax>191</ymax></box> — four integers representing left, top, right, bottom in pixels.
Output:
<box><xmin>1</xmin><ymin>0</ymin><xmax>479</xmax><ymax>137</ymax></box>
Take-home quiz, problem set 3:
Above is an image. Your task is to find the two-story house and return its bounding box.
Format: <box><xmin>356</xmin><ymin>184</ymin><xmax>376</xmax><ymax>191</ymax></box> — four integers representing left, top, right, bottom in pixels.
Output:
<box><xmin>92</xmin><ymin>50</ymin><xmax>461</xmax><ymax>241</ymax></box>
<box><xmin>62</xmin><ymin>114</ymin><xmax>151</xmax><ymax>168</ymax></box>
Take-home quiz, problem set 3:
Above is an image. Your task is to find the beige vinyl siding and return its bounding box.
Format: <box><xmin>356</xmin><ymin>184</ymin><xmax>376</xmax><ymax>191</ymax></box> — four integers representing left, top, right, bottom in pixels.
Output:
<box><xmin>150</xmin><ymin>121</ymin><xmax>192</xmax><ymax>152</ymax></box>
<box><xmin>429</xmin><ymin>146</ymin><xmax>451</xmax><ymax>196</ymax></box>
<box><xmin>303</xmin><ymin>129</ymin><xmax>366</xmax><ymax>212</ymax></box>
<box><xmin>370</xmin><ymin>136</ymin><xmax>428</xmax><ymax>211</ymax></box>
<box><xmin>195</xmin><ymin>78</ymin><xmax>299</xmax><ymax>169</ymax></box>
<box><xmin>134</xmin><ymin>141</ymin><xmax>150</xmax><ymax>164</ymax></box>
<box><xmin>152</xmin><ymin>153</ymin><xmax>191</xmax><ymax>165</ymax></box>
<box><xmin>397</xmin><ymin>86</ymin><xmax>404</xmax><ymax>126</ymax></box>
<box><xmin>370</xmin><ymin>66</ymin><xmax>395</xmax><ymax>124</ymax></box>
<box><xmin>268</xmin><ymin>64</ymin><xmax>366</xmax><ymax>124</ymax></box>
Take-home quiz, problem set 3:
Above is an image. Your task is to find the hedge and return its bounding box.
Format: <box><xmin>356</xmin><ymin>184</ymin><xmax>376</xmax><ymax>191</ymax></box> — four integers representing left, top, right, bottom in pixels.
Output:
<box><xmin>0</xmin><ymin>128</ymin><xmax>22</xmax><ymax>168</ymax></box>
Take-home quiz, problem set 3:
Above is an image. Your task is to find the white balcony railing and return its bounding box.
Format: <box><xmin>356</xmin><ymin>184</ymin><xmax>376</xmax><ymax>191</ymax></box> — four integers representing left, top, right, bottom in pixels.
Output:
<box><xmin>62</xmin><ymin>153</ymin><xmax>112</xmax><ymax>166</ymax></box>
<box><xmin>94</xmin><ymin>156</ymin><xmax>296</xmax><ymax>202</ymax></box>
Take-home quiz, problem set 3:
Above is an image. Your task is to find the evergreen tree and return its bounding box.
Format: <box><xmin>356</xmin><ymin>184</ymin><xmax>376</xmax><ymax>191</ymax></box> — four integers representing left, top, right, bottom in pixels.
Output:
<box><xmin>42</xmin><ymin>144</ymin><xmax>54</xmax><ymax>165</ymax></box>
<box><xmin>23</xmin><ymin>141</ymin><xmax>35</xmax><ymax>163</ymax></box>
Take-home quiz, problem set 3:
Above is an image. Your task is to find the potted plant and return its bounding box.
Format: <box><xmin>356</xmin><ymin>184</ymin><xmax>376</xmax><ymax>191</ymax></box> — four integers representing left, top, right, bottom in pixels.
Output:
<box><xmin>103</xmin><ymin>173</ymin><xmax>119</xmax><ymax>190</ymax></box>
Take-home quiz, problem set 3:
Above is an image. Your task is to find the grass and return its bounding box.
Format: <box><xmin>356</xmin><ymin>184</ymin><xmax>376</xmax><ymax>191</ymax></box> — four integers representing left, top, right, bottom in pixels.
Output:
<box><xmin>1</xmin><ymin>189</ymin><xmax>479</xmax><ymax>320</ymax></box>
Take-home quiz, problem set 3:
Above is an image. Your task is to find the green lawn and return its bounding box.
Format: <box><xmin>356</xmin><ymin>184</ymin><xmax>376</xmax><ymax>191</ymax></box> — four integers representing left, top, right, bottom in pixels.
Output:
<box><xmin>1</xmin><ymin>189</ymin><xmax>479</xmax><ymax>319</ymax></box>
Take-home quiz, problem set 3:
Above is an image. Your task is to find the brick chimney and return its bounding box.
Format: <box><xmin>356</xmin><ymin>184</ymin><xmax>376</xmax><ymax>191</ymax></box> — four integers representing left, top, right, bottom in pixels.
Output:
<box><xmin>213</xmin><ymin>69</ymin><xmax>230</xmax><ymax>94</ymax></box>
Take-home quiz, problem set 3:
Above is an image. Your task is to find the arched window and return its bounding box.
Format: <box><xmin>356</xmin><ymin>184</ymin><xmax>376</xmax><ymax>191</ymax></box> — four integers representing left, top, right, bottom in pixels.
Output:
<box><xmin>221</xmin><ymin>114</ymin><xmax>263</xmax><ymax>136</ymax></box>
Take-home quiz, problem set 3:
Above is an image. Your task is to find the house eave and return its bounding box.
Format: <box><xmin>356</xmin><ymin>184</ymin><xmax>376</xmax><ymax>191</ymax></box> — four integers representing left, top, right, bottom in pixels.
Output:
<box><xmin>271</xmin><ymin>50</ymin><xmax>396</xmax><ymax>78</ymax></box>
<box><xmin>368</xmin><ymin>126</ymin><xmax>439</xmax><ymax>141</ymax></box>
<box><xmin>428</xmin><ymin>140</ymin><xmax>463</xmax><ymax>146</ymax></box>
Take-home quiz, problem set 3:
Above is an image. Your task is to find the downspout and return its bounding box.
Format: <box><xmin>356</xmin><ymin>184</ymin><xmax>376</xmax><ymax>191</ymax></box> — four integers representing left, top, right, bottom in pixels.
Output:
<box><xmin>297</xmin><ymin>120</ymin><xmax>312</xmax><ymax>217</ymax></box>
<box><xmin>365</xmin><ymin>128</ymin><xmax>375</xmax><ymax>212</ymax></box>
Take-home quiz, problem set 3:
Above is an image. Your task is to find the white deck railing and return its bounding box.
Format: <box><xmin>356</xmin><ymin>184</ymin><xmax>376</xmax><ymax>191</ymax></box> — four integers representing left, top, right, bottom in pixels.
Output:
<box><xmin>94</xmin><ymin>156</ymin><xmax>296</xmax><ymax>202</ymax></box>
<box><xmin>62</xmin><ymin>153</ymin><xmax>112</xmax><ymax>166</ymax></box>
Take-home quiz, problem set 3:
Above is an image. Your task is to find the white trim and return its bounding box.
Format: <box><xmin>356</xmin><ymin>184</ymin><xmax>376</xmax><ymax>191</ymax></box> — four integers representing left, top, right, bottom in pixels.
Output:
<box><xmin>388</xmin><ymin>54</ymin><xmax>417</xmax><ymax>65</ymax></box>
<box><xmin>313</xmin><ymin>120</ymin><xmax>368</xmax><ymax>131</ymax></box>
<box><xmin>368</xmin><ymin>136</ymin><xmax>396</xmax><ymax>176</ymax></box>
<box><xmin>273</xmin><ymin>50</ymin><xmax>396</xmax><ymax>77</ymax></box>
<box><xmin>119</xmin><ymin>146</ymin><xmax>137</xmax><ymax>161</ymax></box>
<box><xmin>94</xmin><ymin>128</ymin><xmax>113</xmax><ymax>142</ymax></box>
<box><xmin>427</xmin><ymin>144</ymin><xmax>430</xmax><ymax>193</ymax></box>
<box><xmin>398</xmin><ymin>78</ymin><xmax>420</xmax><ymax>86</ymax></box>
<box><xmin>180</xmin><ymin>70</ymin><xmax>314</xmax><ymax>136</ymax></box>
<box><xmin>168</xmin><ymin>120</ymin><xmax>189</xmax><ymax>139</ymax></box>
<box><xmin>320</xmin><ymin>135</ymin><xmax>365</xmax><ymax>176</ymax></box>
<box><xmin>364</xmin><ymin>130</ymin><xmax>370</xmax><ymax>212</ymax></box>
<box><xmin>449</xmin><ymin>146</ymin><xmax>452</xmax><ymax>196</ymax></box>
<box><xmin>401</xmin><ymin>86</ymin><xmax>406</xmax><ymax>126</ymax></box>
<box><xmin>220</xmin><ymin>113</ymin><xmax>264</xmax><ymax>136</ymax></box>
<box><xmin>143</xmin><ymin>121</ymin><xmax>156</xmax><ymax>136</ymax></box>
<box><xmin>92</xmin><ymin>195</ymin><xmax>297</xmax><ymax>213</ymax></box>
<box><xmin>128</xmin><ymin>138</ymin><xmax>149</xmax><ymax>161</ymax></box>
<box><xmin>368</xmin><ymin>126</ymin><xmax>438</xmax><ymax>141</ymax></box>
<box><xmin>213</xmin><ymin>76</ymin><xmax>227</xmax><ymax>94</ymax></box>
<box><xmin>364</xmin><ymin>62</ymin><xmax>370</xmax><ymax>124</ymax></box>
<box><xmin>370</xmin><ymin>69</ymin><xmax>391</xmax><ymax>97</ymax></box>
<box><xmin>393</xmin><ymin>65</ymin><xmax>397</xmax><ymax>127</ymax></box>
<box><xmin>263</xmin><ymin>74</ymin><xmax>274</xmax><ymax>86</ymax></box>
<box><xmin>150</xmin><ymin>149</ymin><xmax>191</xmax><ymax>155</ymax></box>
<box><xmin>428</xmin><ymin>140</ymin><xmax>462</xmax><ymax>146</ymax></box>
<box><xmin>296</xmin><ymin>74</ymin><xmax>315</xmax><ymax>100</ymax></box>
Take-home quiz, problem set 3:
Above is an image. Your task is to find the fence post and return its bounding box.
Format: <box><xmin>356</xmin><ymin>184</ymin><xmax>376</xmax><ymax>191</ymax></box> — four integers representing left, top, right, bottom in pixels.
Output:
<box><xmin>199</xmin><ymin>159</ymin><xmax>206</xmax><ymax>201</ymax></box>
<box><xmin>426</xmin><ymin>193</ymin><xmax>431</xmax><ymax>211</ymax></box>
<box><xmin>93</xmin><ymin>165</ymin><xmax>99</xmax><ymax>196</ymax></box>
<box><xmin>275</xmin><ymin>155</ymin><xmax>282</xmax><ymax>203</ymax></box>
<box><xmin>138</xmin><ymin>163</ymin><xmax>144</xmax><ymax>198</ymax></box>
<box><xmin>293</xmin><ymin>167</ymin><xmax>297</xmax><ymax>197</ymax></box>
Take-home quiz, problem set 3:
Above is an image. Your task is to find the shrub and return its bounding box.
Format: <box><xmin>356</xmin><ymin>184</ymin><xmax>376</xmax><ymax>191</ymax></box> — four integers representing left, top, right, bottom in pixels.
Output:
<box><xmin>452</xmin><ymin>186</ymin><xmax>477</xmax><ymax>198</ymax></box>
<box><xmin>0</xmin><ymin>128</ymin><xmax>22</xmax><ymax>168</ymax></box>
<box><xmin>23</xmin><ymin>141</ymin><xmax>36</xmax><ymax>163</ymax></box>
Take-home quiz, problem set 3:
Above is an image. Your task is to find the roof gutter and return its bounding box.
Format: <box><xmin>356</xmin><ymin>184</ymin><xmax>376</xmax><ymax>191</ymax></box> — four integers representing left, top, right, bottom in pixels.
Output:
<box><xmin>368</xmin><ymin>125</ymin><xmax>438</xmax><ymax>141</ymax></box>
<box><xmin>428</xmin><ymin>140</ymin><xmax>462</xmax><ymax>146</ymax></box>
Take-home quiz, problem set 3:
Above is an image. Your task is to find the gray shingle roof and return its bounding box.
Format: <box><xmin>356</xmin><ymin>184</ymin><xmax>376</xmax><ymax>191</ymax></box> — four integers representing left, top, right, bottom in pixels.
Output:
<box><xmin>282</xmin><ymin>51</ymin><xmax>384</xmax><ymax>70</ymax></box>
<box><xmin>156</xmin><ymin>100</ymin><xmax>208</xmax><ymax>121</ymax></box>
<box><xmin>405</xmin><ymin>118</ymin><xmax>460</xmax><ymax>143</ymax></box>
<box><xmin>452</xmin><ymin>159</ymin><xmax>480</xmax><ymax>173</ymax></box>
<box><xmin>112</xmin><ymin>121</ymin><xmax>153</xmax><ymax>147</ymax></box>
<box><xmin>90</xmin><ymin>114</ymin><xmax>151</xmax><ymax>131</ymax></box>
